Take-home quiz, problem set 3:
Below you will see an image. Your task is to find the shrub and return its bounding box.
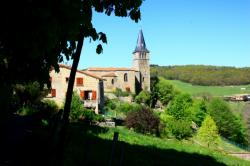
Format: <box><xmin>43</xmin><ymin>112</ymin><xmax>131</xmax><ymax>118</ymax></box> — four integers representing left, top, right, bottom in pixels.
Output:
<box><xmin>114</xmin><ymin>88</ymin><xmax>130</xmax><ymax>97</ymax></box>
<box><xmin>135</xmin><ymin>90</ymin><xmax>151</xmax><ymax>105</ymax></box>
<box><xmin>167</xmin><ymin>119</ymin><xmax>193</xmax><ymax>140</ymax></box>
<box><xmin>18</xmin><ymin>105</ymin><xmax>39</xmax><ymax>116</ymax></box>
<box><xmin>125</xmin><ymin>108</ymin><xmax>160</xmax><ymax>135</ymax></box>
<box><xmin>69</xmin><ymin>91</ymin><xmax>84</xmax><ymax>122</ymax></box>
<box><xmin>167</xmin><ymin>93</ymin><xmax>193</xmax><ymax>120</ymax></box>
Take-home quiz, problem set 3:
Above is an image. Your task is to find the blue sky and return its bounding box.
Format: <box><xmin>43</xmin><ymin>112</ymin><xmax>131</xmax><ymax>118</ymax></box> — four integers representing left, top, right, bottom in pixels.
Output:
<box><xmin>76</xmin><ymin>0</ymin><xmax>250</xmax><ymax>69</ymax></box>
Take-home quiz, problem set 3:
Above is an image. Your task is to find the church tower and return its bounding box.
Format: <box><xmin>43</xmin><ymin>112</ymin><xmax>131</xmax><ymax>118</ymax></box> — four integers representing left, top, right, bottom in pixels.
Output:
<box><xmin>133</xmin><ymin>30</ymin><xmax>150</xmax><ymax>91</ymax></box>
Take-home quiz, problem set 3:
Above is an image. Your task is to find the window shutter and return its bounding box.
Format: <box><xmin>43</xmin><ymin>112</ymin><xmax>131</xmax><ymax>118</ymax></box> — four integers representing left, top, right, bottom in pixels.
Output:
<box><xmin>92</xmin><ymin>91</ymin><xmax>96</xmax><ymax>100</ymax></box>
<box><xmin>80</xmin><ymin>91</ymin><xmax>85</xmax><ymax>99</ymax></box>
<box><xmin>51</xmin><ymin>89</ymin><xmax>56</xmax><ymax>97</ymax></box>
<box><xmin>76</xmin><ymin>77</ymin><xmax>83</xmax><ymax>86</ymax></box>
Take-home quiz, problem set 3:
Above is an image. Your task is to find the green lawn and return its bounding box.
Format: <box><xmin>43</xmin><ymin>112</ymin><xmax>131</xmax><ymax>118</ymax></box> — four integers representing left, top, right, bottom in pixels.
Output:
<box><xmin>63</xmin><ymin>124</ymin><xmax>250</xmax><ymax>166</ymax></box>
<box><xmin>163</xmin><ymin>78</ymin><xmax>250</xmax><ymax>96</ymax></box>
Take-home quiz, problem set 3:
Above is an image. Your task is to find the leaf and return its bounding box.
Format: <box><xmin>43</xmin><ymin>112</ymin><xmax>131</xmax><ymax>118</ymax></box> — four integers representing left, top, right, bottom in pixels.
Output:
<box><xmin>99</xmin><ymin>32</ymin><xmax>107</xmax><ymax>44</ymax></box>
<box><xmin>96</xmin><ymin>44</ymin><xmax>103</xmax><ymax>54</ymax></box>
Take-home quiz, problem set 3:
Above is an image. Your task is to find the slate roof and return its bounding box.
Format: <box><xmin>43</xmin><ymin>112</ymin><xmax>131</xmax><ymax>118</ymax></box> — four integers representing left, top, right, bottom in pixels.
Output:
<box><xmin>133</xmin><ymin>29</ymin><xmax>149</xmax><ymax>53</ymax></box>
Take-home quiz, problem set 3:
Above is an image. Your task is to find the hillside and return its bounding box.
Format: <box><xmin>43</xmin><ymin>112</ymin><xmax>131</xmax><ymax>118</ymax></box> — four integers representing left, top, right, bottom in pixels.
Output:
<box><xmin>151</xmin><ymin>65</ymin><xmax>250</xmax><ymax>86</ymax></box>
<box><xmin>63</xmin><ymin>124</ymin><xmax>250</xmax><ymax>166</ymax></box>
<box><xmin>162</xmin><ymin>79</ymin><xmax>250</xmax><ymax>97</ymax></box>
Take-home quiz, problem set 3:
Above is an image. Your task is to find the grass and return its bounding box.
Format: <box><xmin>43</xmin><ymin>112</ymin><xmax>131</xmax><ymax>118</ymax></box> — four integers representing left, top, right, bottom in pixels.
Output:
<box><xmin>163</xmin><ymin>78</ymin><xmax>250</xmax><ymax>97</ymax></box>
<box><xmin>63</xmin><ymin>124</ymin><xmax>250</xmax><ymax>166</ymax></box>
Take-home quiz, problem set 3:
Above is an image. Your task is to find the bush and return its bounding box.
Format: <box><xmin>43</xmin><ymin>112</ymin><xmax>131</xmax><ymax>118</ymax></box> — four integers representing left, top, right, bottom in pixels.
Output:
<box><xmin>135</xmin><ymin>90</ymin><xmax>151</xmax><ymax>105</ymax></box>
<box><xmin>18</xmin><ymin>105</ymin><xmax>39</xmax><ymax>116</ymax></box>
<box><xmin>125</xmin><ymin>108</ymin><xmax>160</xmax><ymax>135</ymax></box>
<box><xmin>167</xmin><ymin>93</ymin><xmax>193</xmax><ymax>120</ymax></box>
<box><xmin>80</xmin><ymin>109</ymin><xmax>104</xmax><ymax>123</ymax></box>
<box><xmin>69</xmin><ymin>91</ymin><xmax>84</xmax><ymax>122</ymax></box>
<box><xmin>114</xmin><ymin>88</ymin><xmax>130</xmax><ymax>97</ymax></box>
<box><xmin>167</xmin><ymin>119</ymin><xmax>193</xmax><ymax>140</ymax></box>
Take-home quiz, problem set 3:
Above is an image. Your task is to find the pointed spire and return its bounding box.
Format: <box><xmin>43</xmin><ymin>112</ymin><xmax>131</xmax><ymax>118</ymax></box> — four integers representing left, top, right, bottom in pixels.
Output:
<box><xmin>133</xmin><ymin>29</ymin><xmax>149</xmax><ymax>53</ymax></box>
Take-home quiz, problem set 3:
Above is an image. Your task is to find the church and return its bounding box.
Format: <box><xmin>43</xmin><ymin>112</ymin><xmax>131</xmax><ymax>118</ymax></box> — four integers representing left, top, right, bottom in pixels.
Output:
<box><xmin>47</xmin><ymin>30</ymin><xmax>150</xmax><ymax>113</ymax></box>
<box><xmin>86</xmin><ymin>29</ymin><xmax>151</xmax><ymax>94</ymax></box>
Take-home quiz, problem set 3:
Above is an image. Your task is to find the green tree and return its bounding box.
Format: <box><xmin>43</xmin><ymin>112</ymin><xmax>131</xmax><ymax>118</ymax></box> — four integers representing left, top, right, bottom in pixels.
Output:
<box><xmin>208</xmin><ymin>98</ymin><xmax>248</xmax><ymax>144</ymax></box>
<box><xmin>157</xmin><ymin>78</ymin><xmax>177</xmax><ymax>105</ymax></box>
<box><xmin>189</xmin><ymin>99</ymin><xmax>207</xmax><ymax>126</ymax></box>
<box><xmin>69</xmin><ymin>92</ymin><xmax>84</xmax><ymax>122</ymax></box>
<box><xmin>197</xmin><ymin>115</ymin><xmax>220</xmax><ymax>147</ymax></box>
<box><xmin>135</xmin><ymin>90</ymin><xmax>151</xmax><ymax>106</ymax></box>
<box><xmin>167</xmin><ymin>93</ymin><xmax>193</xmax><ymax>120</ymax></box>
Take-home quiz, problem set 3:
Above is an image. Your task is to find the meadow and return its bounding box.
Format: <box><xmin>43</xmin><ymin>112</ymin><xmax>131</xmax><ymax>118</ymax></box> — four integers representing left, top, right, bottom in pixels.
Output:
<box><xmin>163</xmin><ymin>78</ymin><xmax>250</xmax><ymax>97</ymax></box>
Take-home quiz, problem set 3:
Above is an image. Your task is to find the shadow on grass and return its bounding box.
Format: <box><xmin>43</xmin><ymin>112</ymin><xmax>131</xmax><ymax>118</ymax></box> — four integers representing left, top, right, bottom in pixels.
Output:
<box><xmin>64</xmin><ymin>124</ymin><xmax>226</xmax><ymax>166</ymax></box>
<box><xmin>1</xmin><ymin>119</ymin><xmax>226</xmax><ymax>166</ymax></box>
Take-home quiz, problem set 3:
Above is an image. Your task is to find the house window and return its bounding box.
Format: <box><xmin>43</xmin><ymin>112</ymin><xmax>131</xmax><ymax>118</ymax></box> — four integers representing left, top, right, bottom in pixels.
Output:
<box><xmin>76</xmin><ymin>77</ymin><xmax>83</xmax><ymax>86</ymax></box>
<box><xmin>82</xmin><ymin>90</ymin><xmax>97</xmax><ymax>100</ymax></box>
<box><xmin>124</xmin><ymin>73</ymin><xmax>128</xmax><ymax>82</ymax></box>
<box><xmin>111</xmin><ymin>79</ymin><xmax>114</xmax><ymax>85</ymax></box>
<box><xmin>51</xmin><ymin>89</ymin><xmax>56</xmax><ymax>97</ymax></box>
<box><xmin>66</xmin><ymin>77</ymin><xmax>69</xmax><ymax>83</ymax></box>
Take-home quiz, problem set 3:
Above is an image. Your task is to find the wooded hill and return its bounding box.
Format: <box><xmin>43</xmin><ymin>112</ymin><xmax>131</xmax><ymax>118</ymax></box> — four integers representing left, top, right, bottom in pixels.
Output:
<box><xmin>151</xmin><ymin>65</ymin><xmax>250</xmax><ymax>86</ymax></box>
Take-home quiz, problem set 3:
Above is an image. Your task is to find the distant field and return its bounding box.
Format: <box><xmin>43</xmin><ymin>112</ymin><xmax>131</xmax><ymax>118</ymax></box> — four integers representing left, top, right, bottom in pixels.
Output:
<box><xmin>163</xmin><ymin>78</ymin><xmax>250</xmax><ymax>96</ymax></box>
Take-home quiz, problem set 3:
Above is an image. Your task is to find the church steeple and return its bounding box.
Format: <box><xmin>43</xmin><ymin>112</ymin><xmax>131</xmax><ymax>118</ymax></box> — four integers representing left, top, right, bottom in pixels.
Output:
<box><xmin>133</xmin><ymin>29</ymin><xmax>149</xmax><ymax>53</ymax></box>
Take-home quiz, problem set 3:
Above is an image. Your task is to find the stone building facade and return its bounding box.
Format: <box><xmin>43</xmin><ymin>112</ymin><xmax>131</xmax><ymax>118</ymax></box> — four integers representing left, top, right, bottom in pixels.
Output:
<box><xmin>47</xmin><ymin>64</ymin><xmax>104</xmax><ymax>114</ymax></box>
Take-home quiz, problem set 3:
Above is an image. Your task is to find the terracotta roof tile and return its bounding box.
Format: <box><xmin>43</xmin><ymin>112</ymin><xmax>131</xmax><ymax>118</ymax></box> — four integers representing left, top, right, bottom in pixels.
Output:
<box><xmin>88</xmin><ymin>67</ymin><xmax>138</xmax><ymax>71</ymax></box>
<box><xmin>58</xmin><ymin>64</ymin><xmax>104</xmax><ymax>80</ymax></box>
<box><xmin>102</xmin><ymin>72</ymin><xmax>117</xmax><ymax>77</ymax></box>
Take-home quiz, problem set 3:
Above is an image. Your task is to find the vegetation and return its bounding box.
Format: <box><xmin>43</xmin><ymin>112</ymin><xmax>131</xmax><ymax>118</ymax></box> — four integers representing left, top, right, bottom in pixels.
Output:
<box><xmin>125</xmin><ymin>108</ymin><xmax>160</xmax><ymax>135</ymax></box>
<box><xmin>197</xmin><ymin>115</ymin><xmax>220</xmax><ymax>147</ymax></box>
<box><xmin>208</xmin><ymin>98</ymin><xmax>248</xmax><ymax>145</ymax></box>
<box><xmin>165</xmin><ymin>79</ymin><xmax>250</xmax><ymax>97</ymax></box>
<box><xmin>151</xmin><ymin>65</ymin><xmax>250</xmax><ymax>86</ymax></box>
<box><xmin>134</xmin><ymin>90</ymin><xmax>151</xmax><ymax>106</ymax></box>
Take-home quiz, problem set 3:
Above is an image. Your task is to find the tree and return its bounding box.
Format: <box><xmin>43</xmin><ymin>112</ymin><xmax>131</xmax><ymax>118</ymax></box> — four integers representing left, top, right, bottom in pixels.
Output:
<box><xmin>135</xmin><ymin>90</ymin><xmax>151</xmax><ymax>106</ymax></box>
<box><xmin>208</xmin><ymin>98</ymin><xmax>248</xmax><ymax>144</ymax></box>
<box><xmin>157</xmin><ymin>78</ymin><xmax>177</xmax><ymax>105</ymax></box>
<box><xmin>167</xmin><ymin>93</ymin><xmax>193</xmax><ymax>120</ymax></box>
<box><xmin>0</xmin><ymin>0</ymin><xmax>143</xmax><ymax>117</ymax></box>
<box><xmin>1</xmin><ymin>0</ymin><xmax>144</xmax><ymax>164</ymax></box>
<box><xmin>197</xmin><ymin>115</ymin><xmax>220</xmax><ymax>147</ymax></box>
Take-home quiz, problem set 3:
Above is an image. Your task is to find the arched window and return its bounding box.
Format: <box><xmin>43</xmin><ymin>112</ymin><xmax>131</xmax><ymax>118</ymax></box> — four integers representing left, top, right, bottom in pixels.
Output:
<box><xmin>111</xmin><ymin>79</ymin><xmax>114</xmax><ymax>85</ymax></box>
<box><xmin>124</xmin><ymin>73</ymin><xmax>128</xmax><ymax>82</ymax></box>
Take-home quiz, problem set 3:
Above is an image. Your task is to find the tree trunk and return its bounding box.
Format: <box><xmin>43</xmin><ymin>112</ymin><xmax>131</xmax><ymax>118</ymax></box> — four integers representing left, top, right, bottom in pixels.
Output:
<box><xmin>52</xmin><ymin>27</ymin><xmax>84</xmax><ymax>166</ymax></box>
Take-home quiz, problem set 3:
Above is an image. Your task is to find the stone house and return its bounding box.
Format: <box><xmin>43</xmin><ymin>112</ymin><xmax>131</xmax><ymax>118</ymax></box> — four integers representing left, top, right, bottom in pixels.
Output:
<box><xmin>47</xmin><ymin>64</ymin><xmax>104</xmax><ymax>114</ymax></box>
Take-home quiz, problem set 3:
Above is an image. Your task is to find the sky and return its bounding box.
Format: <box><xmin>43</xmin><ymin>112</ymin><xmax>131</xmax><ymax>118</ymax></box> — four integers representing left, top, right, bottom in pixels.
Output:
<box><xmin>75</xmin><ymin>0</ymin><xmax>250</xmax><ymax>69</ymax></box>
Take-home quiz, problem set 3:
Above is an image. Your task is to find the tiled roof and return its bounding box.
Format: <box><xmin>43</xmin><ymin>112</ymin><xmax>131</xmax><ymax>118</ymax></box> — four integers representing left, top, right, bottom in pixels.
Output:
<box><xmin>88</xmin><ymin>67</ymin><xmax>138</xmax><ymax>71</ymax></box>
<box><xmin>58</xmin><ymin>64</ymin><xmax>104</xmax><ymax>80</ymax></box>
<box><xmin>102</xmin><ymin>72</ymin><xmax>117</xmax><ymax>77</ymax></box>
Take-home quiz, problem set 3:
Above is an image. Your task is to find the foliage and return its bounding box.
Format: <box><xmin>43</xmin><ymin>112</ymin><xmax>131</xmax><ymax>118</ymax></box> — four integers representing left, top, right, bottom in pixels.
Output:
<box><xmin>113</xmin><ymin>88</ymin><xmax>130</xmax><ymax>97</ymax></box>
<box><xmin>150</xmin><ymin>76</ymin><xmax>159</xmax><ymax>107</ymax></box>
<box><xmin>14</xmin><ymin>81</ymin><xmax>48</xmax><ymax>105</ymax></box>
<box><xmin>151</xmin><ymin>65</ymin><xmax>250</xmax><ymax>86</ymax></box>
<box><xmin>135</xmin><ymin>90</ymin><xmax>151</xmax><ymax>105</ymax></box>
<box><xmin>189</xmin><ymin>99</ymin><xmax>208</xmax><ymax>126</ymax></box>
<box><xmin>69</xmin><ymin>92</ymin><xmax>84</xmax><ymax>122</ymax></box>
<box><xmin>208</xmin><ymin>98</ymin><xmax>248</xmax><ymax>145</ymax></box>
<box><xmin>197</xmin><ymin>115</ymin><xmax>220</xmax><ymax>147</ymax></box>
<box><xmin>125</xmin><ymin>108</ymin><xmax>160</xmax><ymax>135</ymax></box>
<box><xmin>157</xmin><ymin>78</ymin><xmax>178</xmax><ymax>105</ymax></box>
<box><xmin>168</xmin><ymin>119</ymin><xmax>193</xmax><ymax>140</ymax></box>
<box><xmin>18</xmin><ymin>105</ymin><xmax>39</xmax><ymax>116</ymax></box>
<box><xmin>80</xmin><ymin>109</ymin><xmax>104</xmax><ymax>123</ymax></box>
<box><xmin>166</xmin><ymin>93</ymin><xmax>193</xmax><ymax>120</ymax></box>
<box><xmin>0</xmin><ymin>0</ymin><xmax>143</xmax><ymax>118</ymax></box>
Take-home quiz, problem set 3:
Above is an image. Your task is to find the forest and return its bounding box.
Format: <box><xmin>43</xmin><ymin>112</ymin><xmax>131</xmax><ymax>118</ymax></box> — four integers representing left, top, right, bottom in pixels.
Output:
<box><xmin>150</xmin><ymin>65</ymin><xmax>250</xmax><ymax>86</ymax></box>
